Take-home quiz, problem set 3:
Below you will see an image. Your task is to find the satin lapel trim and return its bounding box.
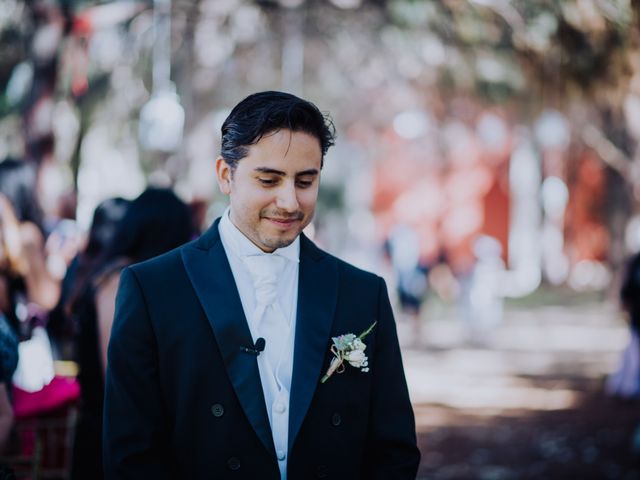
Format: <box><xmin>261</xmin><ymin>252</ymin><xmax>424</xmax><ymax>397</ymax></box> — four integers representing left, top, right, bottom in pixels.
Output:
<box><xmin>181</xmin><ymin>226</ymin><xmax>275</xmax><ymax>456</ymax></box>
<box><xmin>288</xmin><ymin>235</ymin><xmax>338</xmax><ymax>450</ymax></box>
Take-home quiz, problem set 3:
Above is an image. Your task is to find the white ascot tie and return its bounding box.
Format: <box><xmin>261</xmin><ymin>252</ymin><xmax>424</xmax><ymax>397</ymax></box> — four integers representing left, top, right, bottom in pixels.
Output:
<box><xmin>242</xmin><ymin>253</ymin><xmax>292</xmax><ymax>390</ymax></box>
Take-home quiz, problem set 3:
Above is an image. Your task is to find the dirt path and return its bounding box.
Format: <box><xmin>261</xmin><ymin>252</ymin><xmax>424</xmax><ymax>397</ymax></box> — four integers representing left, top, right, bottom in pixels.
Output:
<box><xmin>399</xmin><ymin>300</ymin><xmax>640</xmax><ymax>479</ymax></box>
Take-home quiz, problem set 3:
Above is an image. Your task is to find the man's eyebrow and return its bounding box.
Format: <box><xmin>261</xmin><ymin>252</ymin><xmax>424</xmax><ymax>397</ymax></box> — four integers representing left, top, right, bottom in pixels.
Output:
<box><xmin>254</xmin><ymin>167</ymin><xmax>319</xmax><ymax>176</ymax></box>
<box><xmin>296</xmin><ymin>169</ymin><xmax>319</xmax><ymax>177</ymax></box>
<box><xmin>254</xmin><ymin>167</ymin><xmax>285</xmax><ymax>175</ymax></box>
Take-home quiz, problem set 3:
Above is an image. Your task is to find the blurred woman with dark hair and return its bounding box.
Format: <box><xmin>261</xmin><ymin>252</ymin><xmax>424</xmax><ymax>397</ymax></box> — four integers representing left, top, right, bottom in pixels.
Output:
<box><xmin>70</xmin><ymin>187</ymin><xmax>195</xmax><ymax>480</ymax></box>
<box><xmin>92</xmin><ymin>188</ymin><xmax>195</xmax><ymax>373</ymax></box>
<box><xmin>48</xmin><ymin>198</ymin><xmax>131</xmax><ymax>355</ymax></box>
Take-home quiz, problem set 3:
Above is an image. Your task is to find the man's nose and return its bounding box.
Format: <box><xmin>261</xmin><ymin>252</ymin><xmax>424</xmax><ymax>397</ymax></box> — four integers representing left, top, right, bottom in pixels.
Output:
<box><xmin>275</xmin><ymin>183</ymin><xmax>299</xmax><ymax>212</ymax></box>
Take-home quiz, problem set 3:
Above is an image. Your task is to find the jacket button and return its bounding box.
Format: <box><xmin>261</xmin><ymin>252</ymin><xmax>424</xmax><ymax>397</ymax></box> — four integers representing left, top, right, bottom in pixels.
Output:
<box><xmin>227</xmin><ymin>457</ymin><xmax>241</xmax><ymax>470</ymax></box>
<box><xmin>316</xmin><ymin>464</ymin><xmax>328</xmax><ymax>478</ymax></box>
<box><xmin>211</xmin><ymin>404</ymin><xmax>224</xmax><ymax>417</ymax></box>
<box><xmin>331</xmin><ymin>413</ymin><xmax>341</xmax><ymax>426</ymax></box>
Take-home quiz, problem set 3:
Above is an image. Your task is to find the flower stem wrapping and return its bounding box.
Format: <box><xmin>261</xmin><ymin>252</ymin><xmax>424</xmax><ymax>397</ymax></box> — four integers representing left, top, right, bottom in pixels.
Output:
<box><xmin>321</xmin><ymin>356</ymin><xmax>343</xmax><ymax>383</ymax></box>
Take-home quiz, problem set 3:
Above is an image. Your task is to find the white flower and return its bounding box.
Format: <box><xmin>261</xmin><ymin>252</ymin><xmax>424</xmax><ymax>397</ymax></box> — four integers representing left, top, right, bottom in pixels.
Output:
<box><xmin>321</xmin><ymin>321</ymin><xmax>377</xmax><ymax>383</ymax></box>
<box><xmin>344</xmin><ymin>349</ymin><xmax>367</xmax><ymax>368</ymax></box>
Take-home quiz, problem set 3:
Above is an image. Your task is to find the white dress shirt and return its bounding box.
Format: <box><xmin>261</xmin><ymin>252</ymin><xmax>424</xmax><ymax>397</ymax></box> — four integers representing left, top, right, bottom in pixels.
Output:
<box><xmin>219</xmin><ymin>209</ymin><xmax>299</xmax><ymax>479</ymax></box>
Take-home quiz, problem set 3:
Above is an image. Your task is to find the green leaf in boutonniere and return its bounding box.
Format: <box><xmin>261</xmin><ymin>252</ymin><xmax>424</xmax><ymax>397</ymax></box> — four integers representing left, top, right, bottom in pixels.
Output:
<box><xmin>321</xmin><ymin>321</ymin><xmax>377</xmax><ymax>384</ymax></box>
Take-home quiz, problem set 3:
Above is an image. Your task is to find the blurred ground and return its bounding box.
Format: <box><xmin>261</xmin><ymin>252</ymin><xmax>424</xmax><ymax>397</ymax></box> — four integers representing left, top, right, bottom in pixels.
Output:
<box><xmin>399</xmin><ymin>297</ymin><xmax>640</xmax><ymax>480</ymax></box>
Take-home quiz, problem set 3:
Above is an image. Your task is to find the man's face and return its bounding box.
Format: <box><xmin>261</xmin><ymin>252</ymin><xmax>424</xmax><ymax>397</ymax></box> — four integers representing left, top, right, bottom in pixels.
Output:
<box><xmin>216</xmin><ymin>129</ymin><xmax>322</xmax><ymax>252</ymax></box>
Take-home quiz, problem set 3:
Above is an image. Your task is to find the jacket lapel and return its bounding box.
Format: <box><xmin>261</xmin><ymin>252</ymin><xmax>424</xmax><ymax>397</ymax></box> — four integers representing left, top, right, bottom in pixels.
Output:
<box><xmin>288</xmin><ymin>234</ymin><xmax>338</xmax><ymax>450</ymax></box>
<box><xmin>181</xmin><ymin>220</ymin><xmax>275</xmax><ymax>457</ymax></box>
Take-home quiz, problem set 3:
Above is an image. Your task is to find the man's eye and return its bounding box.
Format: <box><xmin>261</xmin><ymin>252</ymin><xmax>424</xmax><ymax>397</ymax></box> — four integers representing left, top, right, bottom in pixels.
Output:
<box><xmin>258</xmin><ymin>178</ymin><xmax>277</xmax><ymax>186</ymax></box>
<box><xmin>296</xmin><ymin>179</ymin><xmax>313</xmax><ymax>188</ymax></box>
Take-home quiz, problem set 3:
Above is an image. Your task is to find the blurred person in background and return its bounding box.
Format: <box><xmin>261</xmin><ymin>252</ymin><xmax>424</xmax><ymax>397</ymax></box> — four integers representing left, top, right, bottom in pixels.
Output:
<box><xmin>0</xmin><ymin>159</ymin><xmax>59</xmax><ymax>318</ymax></box>
<box><xmin>0</xmin><ymin>313</ymin><xmax>18</xmax><ymax>457</ymax></box>
<box><xmin>0</xmin><ymin>157</ymin><xmax>63</xmax><ymax>392</ymax></box>
<box><xmin>0</xmin><ymin>318</ymin><xmax>17</xmax><ymax>452</ymax></box>
<box><xmin>607</xmin><ymin>251</ymin><xmax>640</xmax><ymax>399</ymax></box>
<box><xmin>0</xmin><ymin>157</ymin><xmax>80</xmax><ymax>476</ymax></box>
<box><xmin>607</xmin><ymin>250</ymin><xmax>640</xmax><ymax>459</ymax></box>
<box><xmin>0</xmin><ymin>190</ymin><xmax>57</xmax><ymax>394</ymax></box>
<box><xmin>386</xmin><ymin>223</ymin><xmax>430</xmax><ymax>346</ymax></box>
<box><xmin>103</xmin><ymin>91</ymin><xmax>419</xmax><ymax>479</ymax></box>
<box><xmin>48</xmin><ymin>198</ymin><xmax>130</xmax><ymax>359</ymax></box>
<box><xmin>0</xmin><ymin>178</ymin><xmax>36</xmax><ymax>477</ymax></box>
<box><xmin>462</xmin><ymin>235</ymin><xmax>506</xmax><ymax>345</ymax></box>
<box><xmin>70</xmin><ymin>188</ymin><xmax>194</xmax><ymax>480</ymax></box>
<box><xmin>0</xmin><ymin>206</ymin><xmax>20</xmax><ymax>451</ymax></box>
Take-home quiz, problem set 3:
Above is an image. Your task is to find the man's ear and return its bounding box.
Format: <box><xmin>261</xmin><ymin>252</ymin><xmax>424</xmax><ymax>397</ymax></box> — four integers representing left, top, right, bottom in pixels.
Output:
<box><xmin>215</xmin><ymin>157</ymin><xmax>232</xmax><ymax>195</ymax></box>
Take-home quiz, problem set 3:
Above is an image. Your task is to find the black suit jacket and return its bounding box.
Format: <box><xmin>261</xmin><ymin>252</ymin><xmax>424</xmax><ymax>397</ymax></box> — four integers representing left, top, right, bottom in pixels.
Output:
<box><xmin>103</xmin><ymin>220</ymin><xmax>420</xmax><ymax>479</ymax></box>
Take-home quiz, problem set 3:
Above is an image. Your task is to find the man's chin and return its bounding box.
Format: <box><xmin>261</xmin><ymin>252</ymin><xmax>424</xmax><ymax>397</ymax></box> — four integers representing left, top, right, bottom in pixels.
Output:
<box><xmin>261</xmin><ymin>232</ymin><xmax>299</xmax><ymax>251</ymax></box>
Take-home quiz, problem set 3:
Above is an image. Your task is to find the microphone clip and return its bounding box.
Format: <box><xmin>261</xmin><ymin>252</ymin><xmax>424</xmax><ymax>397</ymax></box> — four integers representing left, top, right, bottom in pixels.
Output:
<box><xmin>240</xmin><ymin>337</ymin><xmax>266</xmax><ymax>356</ymax></box>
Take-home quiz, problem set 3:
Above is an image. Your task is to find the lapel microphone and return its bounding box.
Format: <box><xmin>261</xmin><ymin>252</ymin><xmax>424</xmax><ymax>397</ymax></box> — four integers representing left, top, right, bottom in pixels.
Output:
<box><xmin>240</xmin><ymin>337</ymin><xmax>266</xmax><ymax>356</ymax></box>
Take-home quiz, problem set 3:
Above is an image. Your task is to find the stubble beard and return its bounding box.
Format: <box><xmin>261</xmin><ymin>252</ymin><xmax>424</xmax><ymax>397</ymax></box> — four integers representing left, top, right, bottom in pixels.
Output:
<box><xmin>257</xmin><ymin>208</ymin><xmax>313</xmax><ymax>251</ymax></box>
<box><xmin>260</xmin><ymin>236</ymin><xmax>296</xmax><ymax>251</ymax></box>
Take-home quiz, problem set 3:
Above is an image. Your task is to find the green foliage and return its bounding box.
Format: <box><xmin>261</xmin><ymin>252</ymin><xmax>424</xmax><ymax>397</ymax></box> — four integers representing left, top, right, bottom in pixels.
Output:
<box><xmin>332</xmin><ymin>333</ymin><xmax>357</xmax><ymax>351</ymax></box>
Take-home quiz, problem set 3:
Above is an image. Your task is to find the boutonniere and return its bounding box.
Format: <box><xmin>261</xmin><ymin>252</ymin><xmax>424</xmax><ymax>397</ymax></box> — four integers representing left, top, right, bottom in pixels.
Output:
<box><xmin>321</xmin><ymin>322</ymin><xmax>377</xmax><ymax>383</ymax></box>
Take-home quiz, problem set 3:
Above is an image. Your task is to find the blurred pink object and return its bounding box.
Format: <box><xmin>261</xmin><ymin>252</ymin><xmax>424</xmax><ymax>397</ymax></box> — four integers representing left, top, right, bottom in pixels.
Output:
<box><xmin>13</xmin><ymin>376</ymin><xmax>80</xmax><ymax>419</ymax></box>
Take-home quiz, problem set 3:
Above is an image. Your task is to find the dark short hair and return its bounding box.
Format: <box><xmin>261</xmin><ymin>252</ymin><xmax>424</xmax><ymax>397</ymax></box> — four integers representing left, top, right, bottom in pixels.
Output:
<box><xmin>220</xmin><ymin>91</ymin><xmax>336</xmax><ymax>168</ymax></box>
<box><xmin>104</xmin><ymin>188</ymin><xmax>195</xmax><ymax>264</ymax></box>
<box><xmin>0</xmin><ymin>158</ymin><xmax>43</xmax><ymax>230</ymax></box>
<box><xmin>85</xmin><ymin>197</ymin><xmax>131</xmax><ymax>259</ymax></box>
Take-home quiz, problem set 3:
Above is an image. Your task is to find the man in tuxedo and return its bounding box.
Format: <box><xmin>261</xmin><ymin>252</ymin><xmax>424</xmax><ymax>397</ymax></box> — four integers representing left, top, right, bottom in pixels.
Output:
<box><xmin>103</xmin><ymin>91</ymin><xmax>420</xmax><ymax>479</ymax></box>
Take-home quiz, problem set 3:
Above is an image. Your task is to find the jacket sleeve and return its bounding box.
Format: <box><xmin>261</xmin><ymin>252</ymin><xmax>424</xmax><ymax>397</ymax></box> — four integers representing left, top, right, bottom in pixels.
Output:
<box><xmin>363</xmin><ymin>277</ymin><xmax>421</xmax><ymax>478</ymax></box>
<box><xmin>103</xmin><ymin>267</ymin><xmax>171</xmax><ymax>479</ymax></box>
